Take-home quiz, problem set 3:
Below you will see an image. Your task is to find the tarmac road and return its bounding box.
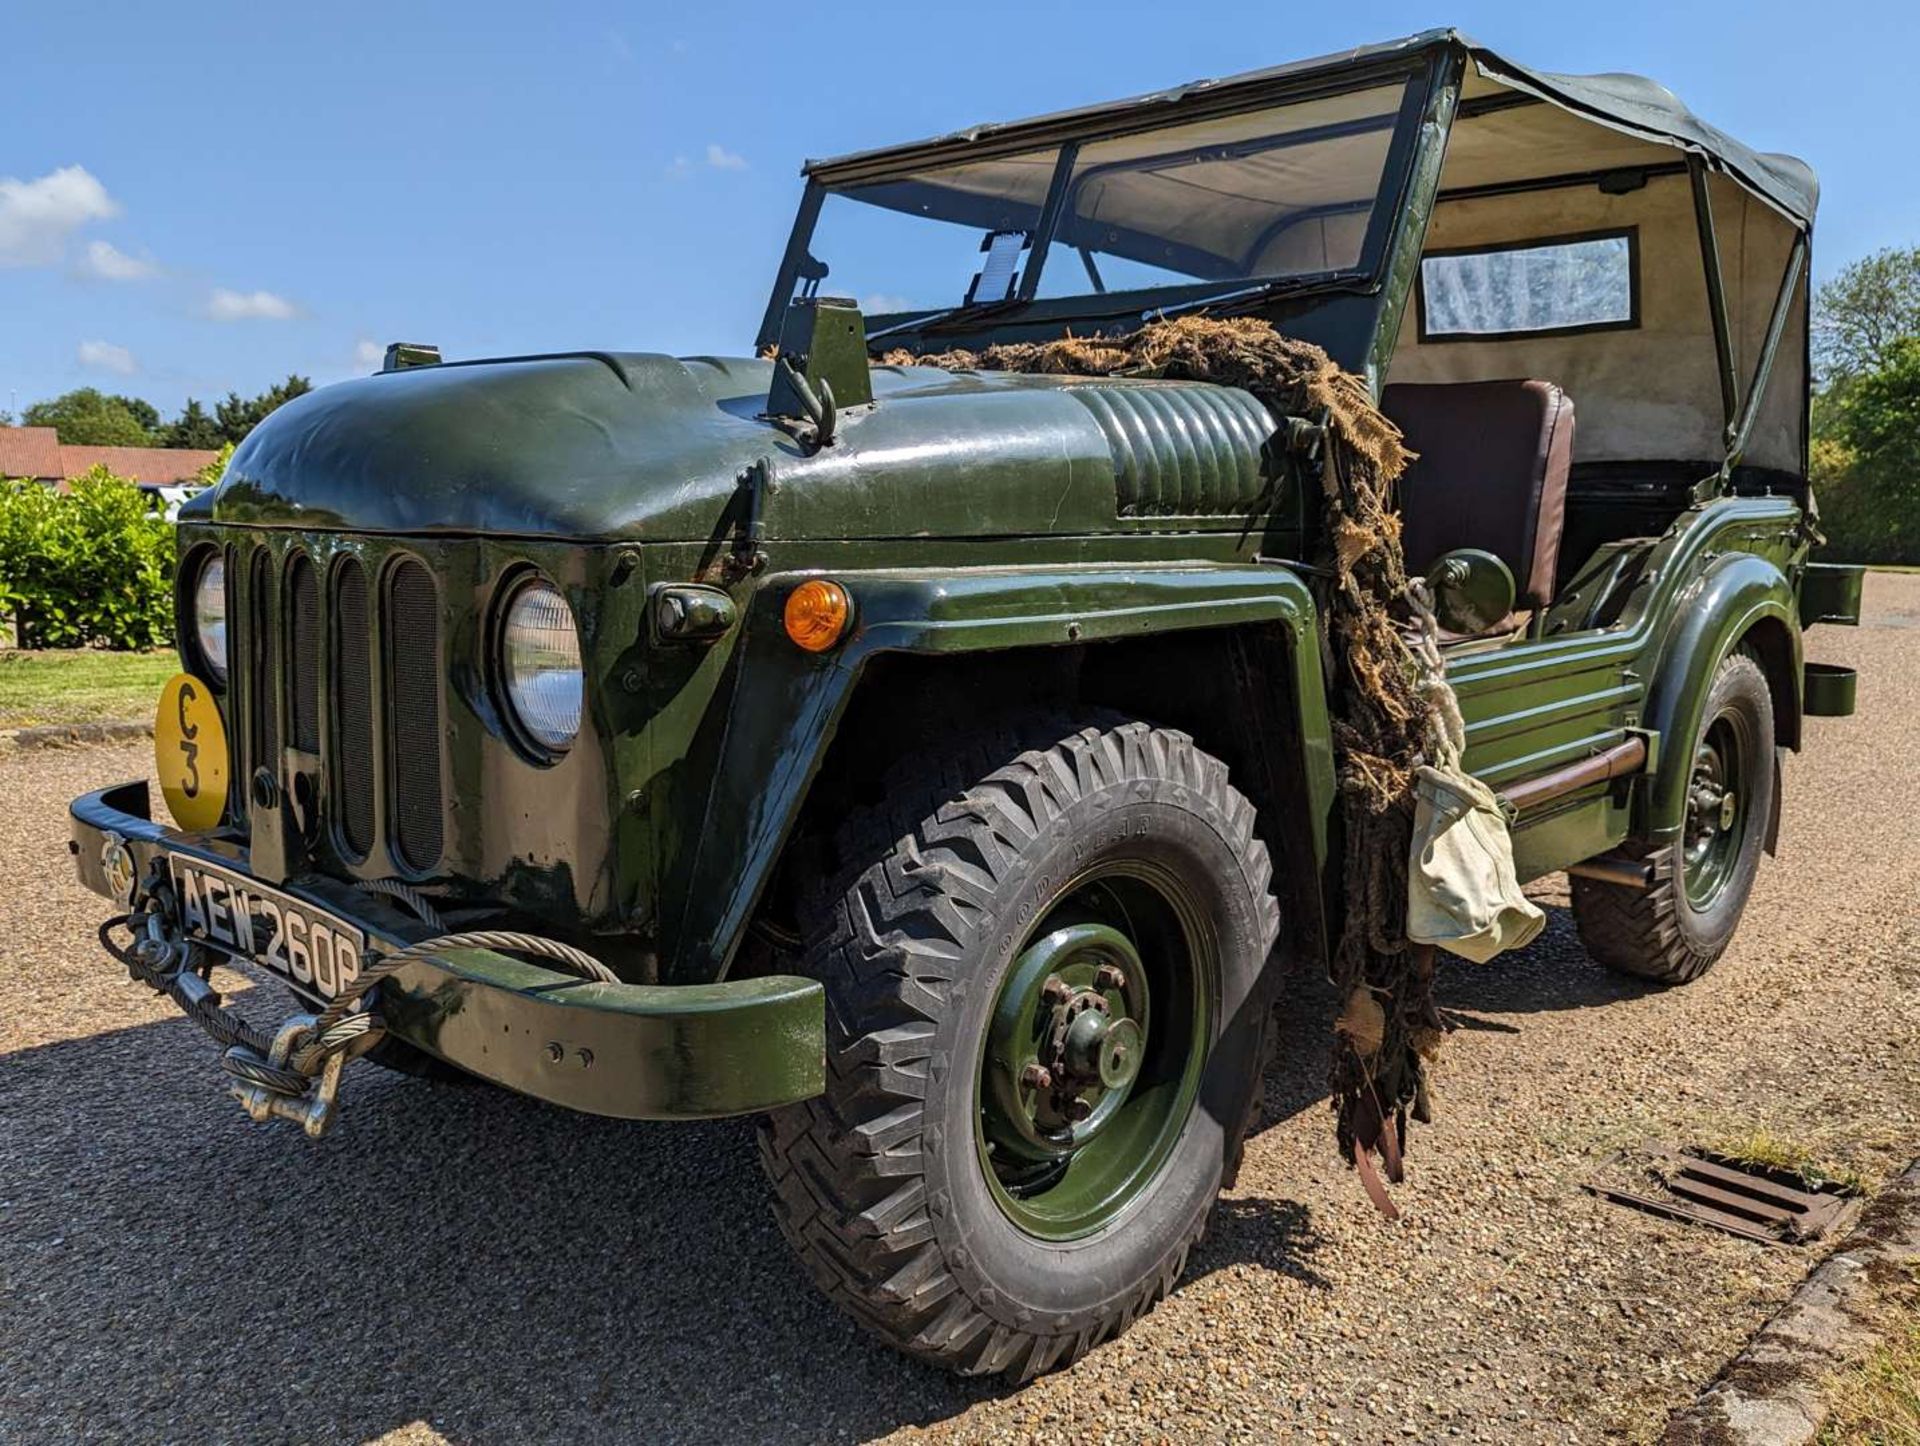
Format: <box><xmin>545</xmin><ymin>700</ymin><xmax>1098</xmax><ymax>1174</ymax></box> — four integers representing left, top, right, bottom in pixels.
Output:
<box><xmin>1</xmin><ymin>574</ymin><xmax>1915</xmax><ymax>1445</ymax></box>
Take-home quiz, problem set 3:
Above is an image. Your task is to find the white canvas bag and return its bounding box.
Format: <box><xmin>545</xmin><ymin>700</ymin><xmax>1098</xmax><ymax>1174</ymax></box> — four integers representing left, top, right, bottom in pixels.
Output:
<box><xmin>1407</xmin><ymin>762</ymin><xmax>1545</xmax><ymax>962</ymax></box>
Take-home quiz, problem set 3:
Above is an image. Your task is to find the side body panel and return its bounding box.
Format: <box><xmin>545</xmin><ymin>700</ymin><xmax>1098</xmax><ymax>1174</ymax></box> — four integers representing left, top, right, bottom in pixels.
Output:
<box><xmin>1446</xmin><ymin>496</ymin><xmax>1806</xmax><ymax>878</ymax></box>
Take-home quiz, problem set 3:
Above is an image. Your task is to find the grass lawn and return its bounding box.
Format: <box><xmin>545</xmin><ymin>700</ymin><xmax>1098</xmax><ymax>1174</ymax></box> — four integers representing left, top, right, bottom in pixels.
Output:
<box><xmin>1819</xmin><ymin>1295</ymin><xmax>1920</xmax><ymax>1443</ymax></box>
<box><xmin>0</xmin><ymin>649</ymin><xmax>177</xmax><ymax>729</ymax></box>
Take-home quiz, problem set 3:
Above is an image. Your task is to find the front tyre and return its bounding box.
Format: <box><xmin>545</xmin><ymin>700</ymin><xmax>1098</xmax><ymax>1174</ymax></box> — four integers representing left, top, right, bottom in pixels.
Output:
<box><xmin>1572</xmin><ymin>649</ymin><xmax>1777</xmax><ymax>985</ymax></box>
<box><xmin>758</xmin><ymin>719</ymin><xmax>1279</xmax><ymax>1377</ymax></box>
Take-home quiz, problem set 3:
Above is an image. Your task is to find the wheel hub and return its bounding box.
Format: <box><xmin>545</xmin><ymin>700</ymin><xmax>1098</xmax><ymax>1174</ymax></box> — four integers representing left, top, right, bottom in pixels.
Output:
<box><xmin>1681</xmin><ymin>719</ymin><xmax>1747</xmax><ymax>906</ymax></box>
<box><xmin>983</xmin><ymin>923</ymin><xmax>1150</xmax><ymax>1158</ymax></box>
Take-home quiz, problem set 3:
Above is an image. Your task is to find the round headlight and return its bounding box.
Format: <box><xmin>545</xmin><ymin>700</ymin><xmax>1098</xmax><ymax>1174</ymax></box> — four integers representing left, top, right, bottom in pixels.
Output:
<box><xmin>192</xmin><ymin>554</ymin><xmax>228</xmax><ymax>685</ymax></box>
<box><xmin>500</xmin><ymin>579</ymin><xmax>582</xmax><ymax>753</ymax></box>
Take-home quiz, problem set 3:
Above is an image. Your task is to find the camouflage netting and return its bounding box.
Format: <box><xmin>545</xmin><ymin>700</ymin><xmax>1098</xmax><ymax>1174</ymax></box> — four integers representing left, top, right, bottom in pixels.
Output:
<box><xmin>878</xmin><ymin>316</ymin><xmax>1448</xmax><ymax>1194</ymax></box>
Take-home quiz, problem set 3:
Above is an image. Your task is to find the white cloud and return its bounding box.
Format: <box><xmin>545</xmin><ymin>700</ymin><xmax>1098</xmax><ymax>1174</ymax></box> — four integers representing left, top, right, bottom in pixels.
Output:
<box><xmin>74</xmin><ymin>239</ymin><xmax>158</xmax><ymax>282</ymax></box>
<box><xmin>354</xmin><ymin>339</ymin><xmax>385</xmax><ymax>368</ymax></box>
<box><xmin>861</xmin><ymin>293</ymin><xmax>915</xmax><ymax>316</ymax></box>
<box><xmin>705</xmin><ymin>143</ymin><xmax>748</xmax><ymax>171</ymax></box>
<box><xmin>76</xmin><ymin>340</ymin><xmax>136</xmax><ymax>376</ymax></box>
<box><xmin>207</xmin><ymin>287</ymin><xmax>299</xmax><ymax>321</ymax></box>
<box><xmin>0</xmin><ymin>165</ymin><xmax>118</xmax><ymax>267</ymax></box>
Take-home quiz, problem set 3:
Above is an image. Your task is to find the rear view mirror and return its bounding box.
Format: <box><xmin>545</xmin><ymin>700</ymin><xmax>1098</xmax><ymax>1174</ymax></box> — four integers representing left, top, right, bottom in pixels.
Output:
<box><xmin>1426</xmin><ymin>548</ymin><xmax>1515</xmax><ymax>634</ymax></box>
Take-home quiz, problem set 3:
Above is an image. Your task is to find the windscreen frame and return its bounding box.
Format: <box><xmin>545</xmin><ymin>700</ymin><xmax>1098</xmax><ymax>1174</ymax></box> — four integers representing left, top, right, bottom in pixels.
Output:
<box><xmin>757</xmin><ymin>54</ymin><xmax>1443</xmax><ymax>351</ymax></box>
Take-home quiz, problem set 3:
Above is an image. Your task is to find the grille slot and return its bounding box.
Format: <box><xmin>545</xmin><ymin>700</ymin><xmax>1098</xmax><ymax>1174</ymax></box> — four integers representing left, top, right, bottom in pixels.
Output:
<box><xmin>288</xmin><ymin>553</ymin><xmax>321</xmax><ymax>753</ymax></box>
<box><xmin>333</xmin><ymin>559</ymin><xmax>376</xmax><ymax>859</ymax></box>
<box><xmin>248</xmin><ymin>546</ymin><xmax>277</xmax><ymax>789</ymax></box>
<box><xmin>387</xmin><ymin>560</ymin><xmax>444</xmax><ymax>870</ymax></box>
<box><xmin>224</xmin><ymin>544</ymin><xmax>242</xmax><ymax>819</ymax></box>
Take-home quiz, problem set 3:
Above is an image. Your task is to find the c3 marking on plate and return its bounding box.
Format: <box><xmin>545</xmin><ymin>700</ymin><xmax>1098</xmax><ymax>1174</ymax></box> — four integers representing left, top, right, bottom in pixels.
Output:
<box><xmin>176</xmin><ymin>682</ymin><xmax>202</xmax><ymax>798</ymax></box>
<box><xmin>155</xmin><ymin>674</ymin><xmax>228</xmax><ymax>831</ymax></box>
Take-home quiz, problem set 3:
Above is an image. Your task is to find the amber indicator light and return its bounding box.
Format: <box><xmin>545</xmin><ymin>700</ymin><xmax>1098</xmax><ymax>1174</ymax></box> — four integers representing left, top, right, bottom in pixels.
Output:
<box><xmin>784</xmin><ymin>579</ymin><xmax>852</xmax><ymax>652</ymax></box>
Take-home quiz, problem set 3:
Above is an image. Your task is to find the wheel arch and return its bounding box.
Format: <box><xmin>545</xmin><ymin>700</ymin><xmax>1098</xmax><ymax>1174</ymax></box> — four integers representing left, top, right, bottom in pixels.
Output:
<box><xmin>1639</xmin><ymin>552</ymin><xmax>1802</xmax><ymax>844</ymax></box>
<box><xmin>1737</xmin><ymin>612</ymin><xmax>1802</xmax><ymax>752</ymax></box>
<box><xmin>671</xmin><ymin>563</ymin><xmax>1340</xmax><ymax>984</ymax></box>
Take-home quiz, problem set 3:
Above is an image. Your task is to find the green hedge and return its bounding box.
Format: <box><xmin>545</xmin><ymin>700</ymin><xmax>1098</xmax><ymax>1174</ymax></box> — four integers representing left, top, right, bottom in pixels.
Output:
<box><xmin>0</xmin><ymin>469</ymin><xmax>177</xmax><ymax>649</ymax></box>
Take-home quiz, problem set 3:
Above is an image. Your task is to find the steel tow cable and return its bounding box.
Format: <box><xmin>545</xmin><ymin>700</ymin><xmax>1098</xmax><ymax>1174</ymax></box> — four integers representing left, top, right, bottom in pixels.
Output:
<box><xmin>99</xmin><ymin>910</ymin><xmax>276</xmax><ymax>1057</ymax></box>
<box><xmin>282</xmin><ymin>928</ymin><xmax>618</xmax><ymax>1075</ymax></box>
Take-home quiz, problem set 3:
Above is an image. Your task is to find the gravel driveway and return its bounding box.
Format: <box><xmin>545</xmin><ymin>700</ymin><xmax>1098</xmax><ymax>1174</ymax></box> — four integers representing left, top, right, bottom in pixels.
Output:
<box><xmin>2</xmin><ymin>575</ymin><xmax>1915</xmax><ymax>1446</ymax></box>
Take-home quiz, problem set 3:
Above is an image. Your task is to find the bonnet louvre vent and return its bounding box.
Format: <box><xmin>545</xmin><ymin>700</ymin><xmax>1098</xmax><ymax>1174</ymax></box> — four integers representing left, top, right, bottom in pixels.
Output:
<box><xmin>1068</xmin><ymin>383</ymin><xmax>1275</xmax><ymax>517</ymax></box>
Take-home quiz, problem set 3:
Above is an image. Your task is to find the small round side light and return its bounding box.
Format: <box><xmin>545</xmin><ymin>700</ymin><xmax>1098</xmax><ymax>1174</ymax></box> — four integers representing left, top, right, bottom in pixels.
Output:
<box><xmin>784</xmin><ymin>579</ymin><xmax>852</xmax><ymax>653</ymax></box>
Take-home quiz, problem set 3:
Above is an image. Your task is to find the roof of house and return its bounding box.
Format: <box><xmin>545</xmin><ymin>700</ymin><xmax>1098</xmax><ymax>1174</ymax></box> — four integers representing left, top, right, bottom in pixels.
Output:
<box><xmin>0</xmin><ymin>426</ymin><xmax>66</xmax><ymax>481</ymax></box>
<box><xmin>0</xmin><ymin>426</ymin><xmax>220</xmax><ymax>488</ymax></box>
<box><xmin>57</xmin><ymin>444</ymin><xmax>222</xmax><ymax>486</ymax></box>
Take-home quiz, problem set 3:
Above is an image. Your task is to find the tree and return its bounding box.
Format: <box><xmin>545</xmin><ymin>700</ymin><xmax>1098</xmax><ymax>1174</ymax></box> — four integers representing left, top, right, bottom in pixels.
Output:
<box><xmin>112</xmin><ymin>395</ymin><xmax>162</xmax><ymax>434</ymax></box>
<box><xmin>213</xmin><ymin>374</ymin><xmax>312</xmax><ymax>445</ymax></box>
<box><xmin>1816</xmin><ymin>336</ymin><xmax>1920</xmax><ymax>564</ymax></box>
<box><xmin>1815</xmin><ymin>246</ymin><xmax>1920</xmax><ymax>383</ymax></box>
<box><xmin>20</xmin><ymin>388</ymin><xmax>154</xmax><ymax>447</ymax></box>
<box><xmin>161</xmin><ymin>399</ymin><xmax>224</xmax><ymax>450</ymax></box>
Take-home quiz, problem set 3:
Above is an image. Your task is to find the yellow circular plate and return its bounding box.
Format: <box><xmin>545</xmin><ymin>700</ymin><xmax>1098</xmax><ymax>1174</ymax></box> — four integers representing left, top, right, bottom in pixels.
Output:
<box><xmin>154</xmin><ymin>673</ymin><xmax>229</xmax><ymax>831</ymax></box>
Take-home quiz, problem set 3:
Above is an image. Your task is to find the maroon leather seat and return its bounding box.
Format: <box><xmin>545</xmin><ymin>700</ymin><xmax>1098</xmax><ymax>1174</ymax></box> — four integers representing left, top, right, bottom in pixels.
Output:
<box><xmin>1382</xmin><ymin>380</ymin><xmax>1575</xmax><ymax>613</ymax></box>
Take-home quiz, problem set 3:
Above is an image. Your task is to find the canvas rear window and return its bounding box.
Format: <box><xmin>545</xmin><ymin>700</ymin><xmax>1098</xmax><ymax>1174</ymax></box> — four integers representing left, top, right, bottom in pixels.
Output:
<box><xmin>1418</xmin><ymin>229</ymin><xmax>1638</xmax><ymax>341</ymax></box>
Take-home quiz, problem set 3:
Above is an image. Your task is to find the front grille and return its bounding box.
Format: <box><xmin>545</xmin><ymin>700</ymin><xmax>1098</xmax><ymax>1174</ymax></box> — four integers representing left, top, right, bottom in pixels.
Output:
<box><xmin>227</xmin><ymin>535</ymin><xmax>450</xmax><ymax>877</ymax></box>
<box><xmin>386</xmin><ymin>560</ymin><xmax>444</xmax><ymax>870</ymax></box>
<box><xmin>332</xmin><ymin>558</ymin><xmax>376</xmax><ymax>860</ymax></box>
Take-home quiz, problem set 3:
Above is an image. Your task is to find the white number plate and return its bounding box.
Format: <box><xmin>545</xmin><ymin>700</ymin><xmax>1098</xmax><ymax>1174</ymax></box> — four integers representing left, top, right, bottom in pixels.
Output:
<box><xmin>169</xmin><ymin>857</ymin><xmax>366</xmax><ymax>1000</ymax></box>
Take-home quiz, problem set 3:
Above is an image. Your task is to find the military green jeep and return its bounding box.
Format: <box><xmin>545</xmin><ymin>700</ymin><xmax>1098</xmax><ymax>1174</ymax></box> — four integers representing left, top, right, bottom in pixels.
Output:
<box><xmin>71</xmin><ymin>30</ymin><xmax>1863</xmax><ymax>1377</ymax></box>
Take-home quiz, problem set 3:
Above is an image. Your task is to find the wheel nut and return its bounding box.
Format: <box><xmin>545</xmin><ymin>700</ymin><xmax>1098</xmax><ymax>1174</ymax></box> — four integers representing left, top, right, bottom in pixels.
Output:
<box><xmin>1094</xmin><ymin>964</ymin><xmax>1127</xmax><ymax>992</ymax></box>
<box><xmin>1041</xmin><ymin>977</ymin><xmax>1073</xmax><ymax>1005</ymax></box>
<box><xmin>1021</xmin><ymin>1063</ymin><xmax>1053</xmax><ymax>1091</ymax></box>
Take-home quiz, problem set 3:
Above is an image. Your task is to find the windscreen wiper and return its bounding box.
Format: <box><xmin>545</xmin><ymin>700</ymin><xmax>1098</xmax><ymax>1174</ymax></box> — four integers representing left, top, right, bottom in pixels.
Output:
<box><xmin>1151</xmin><ymin>272</ymin><xmax>1366</xmax><ymax>321</ymax></box>
<box><xmin>869</xmin><ymin>272</ymin><xmax>1365</xmax><ymax>350</ymax></box>
<box><xmin>866</xmin><ymin>297</ymin><xmax>1026</xmax><ymax>344</ymax></box>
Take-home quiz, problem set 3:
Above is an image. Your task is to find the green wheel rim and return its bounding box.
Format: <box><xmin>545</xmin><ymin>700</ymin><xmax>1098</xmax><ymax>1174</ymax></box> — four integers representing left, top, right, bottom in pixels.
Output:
<box><xmin>1682</xmin><ymin>710</ymin><xmax>1750</xmax><ymax>908</ymax></box>
<box><xmin>975</xmin><ymin>864</ymin><xmax>1212</xmax><ymax>1241</ymax></box>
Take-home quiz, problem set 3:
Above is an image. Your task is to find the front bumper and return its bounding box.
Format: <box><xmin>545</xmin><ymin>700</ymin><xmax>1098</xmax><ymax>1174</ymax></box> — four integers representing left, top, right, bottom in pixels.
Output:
<box><xmin>69</xmin><ymin>780</ymin><xmax>825</xmax><ymax>1119</ymax></box>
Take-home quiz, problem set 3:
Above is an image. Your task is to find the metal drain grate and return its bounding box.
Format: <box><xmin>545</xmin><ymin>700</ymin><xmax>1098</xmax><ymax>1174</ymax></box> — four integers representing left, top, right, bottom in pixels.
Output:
<box><xmin>1588</xmin><ymin>1146</ymin><xmax>1861</xmax><ymax>1245</ymax></box>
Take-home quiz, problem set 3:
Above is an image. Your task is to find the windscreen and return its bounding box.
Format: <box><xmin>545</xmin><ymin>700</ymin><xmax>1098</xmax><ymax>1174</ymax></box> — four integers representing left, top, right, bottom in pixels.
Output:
<box><xmin>798</xmin><ymin>76</ymin><xmax>1415</xmax><ymax>318</ymax></box>
<box><xmin>805</xmin><ymin>148</ymin><xmax>1063</xmax><ymax>317</ymax></box>
<box><xmin>1039</xmin><ymin>80</ymin><xmax>1411</xmax><ymax>296</ymax></box>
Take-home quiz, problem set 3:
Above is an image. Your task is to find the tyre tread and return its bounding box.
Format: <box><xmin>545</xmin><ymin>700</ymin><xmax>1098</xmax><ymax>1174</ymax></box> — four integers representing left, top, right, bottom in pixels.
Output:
<box><xmin>757</xmin><ymin>715</ymin><xmax>1277</xmax><ymax>1377</ymax></box>
<box><xmin>1571</xmin><ymin>651</ymin><xmax>1773</xmax><ymax>986</ymax></box>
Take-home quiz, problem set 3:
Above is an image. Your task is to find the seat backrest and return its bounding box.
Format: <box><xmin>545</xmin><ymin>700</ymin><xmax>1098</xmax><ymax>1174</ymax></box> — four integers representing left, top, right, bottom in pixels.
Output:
<box><xmin>1381</xmin><ymin>379</ymin><xmax>1575</xmax><ymax>613</ymax></box>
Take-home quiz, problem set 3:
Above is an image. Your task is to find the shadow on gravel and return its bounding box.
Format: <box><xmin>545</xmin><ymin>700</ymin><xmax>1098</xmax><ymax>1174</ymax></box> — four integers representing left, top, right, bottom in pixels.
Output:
<box><xmin>1</xmin><ymin>1005</ymin><xmax>1328</xmax><ymax>1445</ymax></box>
<box><xmin>0</xmin><ymin>904</ymin><xmax>1635</xmax><ymax>1442</ymax></box>
<box><xmin>1250</xmin><ymin>903</ymin><xmax>1645</xmax><ymax>1141</ymax></box>
<box><xmin>1434</xmin><ymin>904</ymin><xmax>1654</xmax><ymax>1018</ymax></box>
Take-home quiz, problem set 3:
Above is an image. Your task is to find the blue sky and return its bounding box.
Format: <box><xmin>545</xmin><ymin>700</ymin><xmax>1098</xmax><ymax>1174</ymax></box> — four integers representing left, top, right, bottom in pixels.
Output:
<box><xmin>5</xmin><ymin>0</ymin><xmax>1917</xmax><ymax>419</ymax></box>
